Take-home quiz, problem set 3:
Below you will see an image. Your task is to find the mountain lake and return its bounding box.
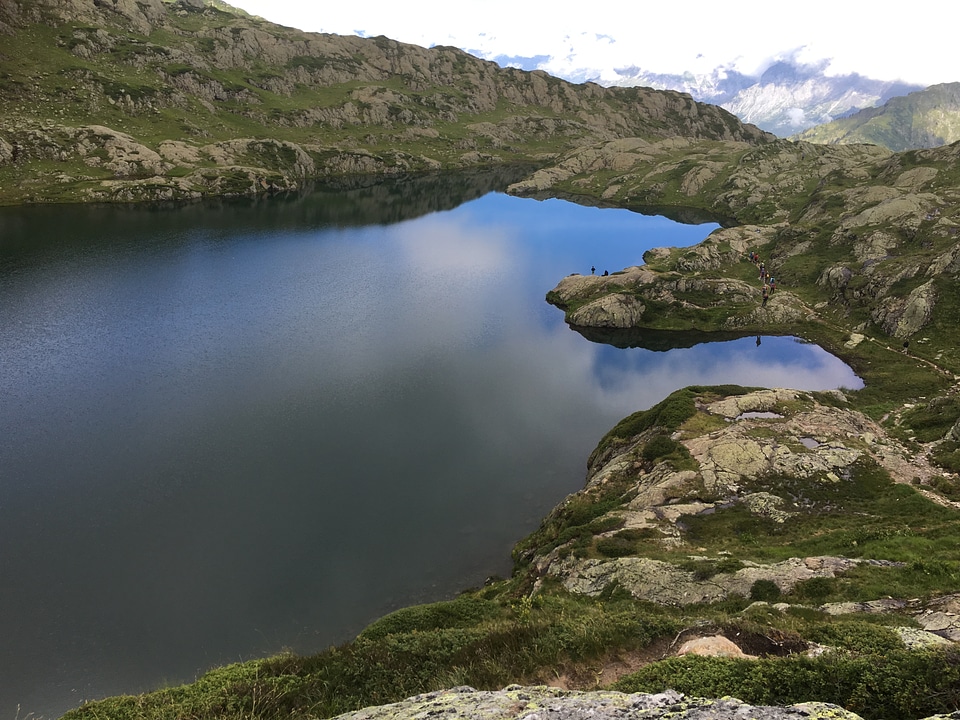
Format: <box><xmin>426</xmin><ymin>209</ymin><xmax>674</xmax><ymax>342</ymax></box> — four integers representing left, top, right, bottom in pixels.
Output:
<box><xmin>0</xmin><ymin>171</ymin><xmax>862</xmax><ymax>717</ymax></box>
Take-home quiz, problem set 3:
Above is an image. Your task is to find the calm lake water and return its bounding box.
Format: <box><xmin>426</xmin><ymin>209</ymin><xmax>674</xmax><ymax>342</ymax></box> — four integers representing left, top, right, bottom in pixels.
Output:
<box><xmin>0</xmin><ymin>172</ymin><xmax>862</xmax><ymax>717</ymax></box>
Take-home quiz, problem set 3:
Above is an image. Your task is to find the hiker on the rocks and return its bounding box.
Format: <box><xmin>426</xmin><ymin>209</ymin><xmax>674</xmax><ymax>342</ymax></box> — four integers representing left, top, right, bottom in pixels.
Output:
<box><xmin>759</xmin><ymin>262</ymin><xmax>766</xmax><ymax>281</ymax></box>
<box><xmin>591</xmin><ymin>266</ymin><xmax>595</xmax><ymax>275</ymax></box>
<box><xmin>769</xmin><ymin>277</ymin><xmax>776</xmax><ymax>293</ymax></box>
<box><xmin>761</xmin><ymin>284</ymin><xmax>769</xmax><ymax>307</ymax></box>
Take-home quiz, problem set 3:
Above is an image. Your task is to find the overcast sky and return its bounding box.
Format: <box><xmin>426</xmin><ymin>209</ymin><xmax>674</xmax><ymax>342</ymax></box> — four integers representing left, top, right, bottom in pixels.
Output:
<box><xmin>225</xmin><ymin>0</ymin><xmax>957</xmax><ymax>87</ymax></box>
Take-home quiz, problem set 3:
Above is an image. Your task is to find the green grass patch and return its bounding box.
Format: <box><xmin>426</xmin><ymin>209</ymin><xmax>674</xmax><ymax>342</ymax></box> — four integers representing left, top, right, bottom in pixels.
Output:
<box><xmin>898</xmin><ymin>395</ymin><xmax>960</xmax><ymax>442</ymax></box>
<box><xmin>64</xmin><ymin>589</ymin><xmax>682</xmax><ymax>720</ymax></box>
<box><xmin>613</xmin><ymin>649</ymin><xmax>960</xmax><ymax>720</ymax></box>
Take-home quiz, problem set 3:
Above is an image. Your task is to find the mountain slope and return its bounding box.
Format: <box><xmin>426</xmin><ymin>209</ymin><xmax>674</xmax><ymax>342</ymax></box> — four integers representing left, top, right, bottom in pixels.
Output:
<box><xmin>794</xmin><ymin>82</ymin><xmax>960</xmax><ymax>151</ymax></box>
<box><xmin>605</xmin><ymin>60</ymin><xmax>922</xmax><ymax>137</ymax></box>
<box><xmin>0</xmin><ymin>0</ymin><xmax>771</xmax><ymax>204</ymax></box>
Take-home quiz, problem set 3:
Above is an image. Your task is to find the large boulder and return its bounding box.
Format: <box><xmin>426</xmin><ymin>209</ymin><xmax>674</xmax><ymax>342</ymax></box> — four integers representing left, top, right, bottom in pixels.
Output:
<box><xmin>568</xmin><ymin>293</ymin><xmax>646</xmax><ymax>328</ymax></box>
<box><xmin>871</xmin><ymin>279</ymin><xmax>938</xmax><ymax>338</ymax></box>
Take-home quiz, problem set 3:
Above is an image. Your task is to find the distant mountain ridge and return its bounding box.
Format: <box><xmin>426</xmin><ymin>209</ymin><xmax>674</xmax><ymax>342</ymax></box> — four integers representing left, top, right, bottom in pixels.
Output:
<box><xmin>601</xmin><ymin>60</ymin><xmax>923</xmax><ymax>137</ymax></box>
<box><xmin>793</xmin><ymin>82</ymin><xmax>960</xmax><ymax>151</ymax></box>
<box><xmin>0</xmin><ymin>0</ymin><xmax>771</xmax><ymax>204</ymax></box>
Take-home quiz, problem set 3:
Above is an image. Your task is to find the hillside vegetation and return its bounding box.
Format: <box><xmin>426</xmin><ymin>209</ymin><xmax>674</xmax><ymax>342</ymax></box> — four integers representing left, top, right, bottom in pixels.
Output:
<box><xmin>0</xmin><ymin>0</ymin><xmax>767</xmax><ymax>204</ymax></box>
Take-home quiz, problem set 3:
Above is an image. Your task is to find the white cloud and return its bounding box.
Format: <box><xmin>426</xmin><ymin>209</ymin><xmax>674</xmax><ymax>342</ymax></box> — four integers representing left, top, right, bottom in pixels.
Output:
<box><xmin>227</xmin><ymin>0</ymin><xmax>959</xmax><ymax>86</ymax></box>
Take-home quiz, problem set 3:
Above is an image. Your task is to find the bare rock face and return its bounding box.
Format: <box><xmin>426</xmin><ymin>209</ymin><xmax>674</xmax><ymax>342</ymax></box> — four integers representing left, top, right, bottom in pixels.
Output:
<box><xmin>548</xmin><ymin>267</ymin><xmax>658</xmax><ymax>307</ymax></box>
<box><xmin>916</xmin><ymin>594</ymin><xmax>960</xmax><ymax>641</ymax></box>
<box><xmin>853</xmin><ymin>230</ymin><xmax>900</xmax><ymax>263</ymax></box>
<box><xmin>509</xmin><ymin>137</ymin><xmax>761</xmax><ymax>197</ymax></box>
<box><xmin>28</xmin><ymin>0</ymin><xmax>167</xmax><ymax>34</ymax></box>
<box><xmin>839</xmin><ymin>190</ymin><xmax>941</xmax><ymax>231</ymax></box>
<box><xmin>568</xmin><ymin>293</ymin><xmax>646</xmax><ymax>328</ymax></box>
<box><xmin>0</xmin><ymin>135</ymin><xmax>13</xmax><ymax>163</ymax></box>
<box><xmin>894</xmin><ymin>627</ymin><xmax>954</xmax><ymax>649</ymax></box>
<box><xmin>329</xmin><ymin>685</ymin><xmax>866</xmax><ymax>720</ymax></box>
<box><xmin>678</xmin><ymin>635</ymin><xmax>755</xmax><ymax>658</ymax></box>
<box><xmin>71</xmin><ymin>125</ymin><xmax>170</xmax><ymax>177</ymax></box>
<box><xmin>871</xmin><ymin>279</ymin><xmax>938</xmax><ymax>338</ymax></box>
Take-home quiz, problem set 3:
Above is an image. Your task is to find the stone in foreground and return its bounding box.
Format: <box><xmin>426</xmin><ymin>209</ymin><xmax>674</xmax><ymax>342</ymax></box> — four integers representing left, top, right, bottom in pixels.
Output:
<box><xmin>331</xmin><ymin>685</ymin><xmax>865</xmax><ymax>720</ymax></box>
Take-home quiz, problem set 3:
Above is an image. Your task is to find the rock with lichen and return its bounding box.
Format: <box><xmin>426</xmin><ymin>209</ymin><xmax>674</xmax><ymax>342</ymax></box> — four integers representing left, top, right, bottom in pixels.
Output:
<box><xmin>526</xmin><ymin>387</ymin><xmax>938</xmax><ymax>605</ymax></box>
<box><xmin>329</xmin><ymin>685</ymin><xmax>868</xmax><ymax>720</ymax></box>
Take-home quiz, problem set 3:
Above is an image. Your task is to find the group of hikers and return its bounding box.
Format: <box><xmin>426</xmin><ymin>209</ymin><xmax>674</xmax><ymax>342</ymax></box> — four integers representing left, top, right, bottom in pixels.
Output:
<box><xmin>747</xmin><ymin>250</ymin><xmax>776</xmax><ymax>306</ymax></box>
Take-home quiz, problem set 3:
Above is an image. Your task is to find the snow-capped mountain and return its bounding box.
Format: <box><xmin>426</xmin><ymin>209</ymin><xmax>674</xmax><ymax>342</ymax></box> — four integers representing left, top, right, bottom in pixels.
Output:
<box><xmin>588</xmin><ymin>60</ymin><xmax>923</xmax><ymax>137</ymax></box>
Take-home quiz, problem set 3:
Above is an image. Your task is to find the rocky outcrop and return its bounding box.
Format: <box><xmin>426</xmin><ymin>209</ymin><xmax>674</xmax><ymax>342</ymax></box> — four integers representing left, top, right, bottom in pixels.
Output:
<box><xmin>917</xmin><ymin>614</ymin><xmax>960</xmax><ymax>643</ymax></box>
<box><xmin>547</xmin><ymin>259</ymin><xmax>812</xmax><ymax>334</ymax></box>
<box><xmin>330</xmin><ymin>686</ymin><xmax>867</xmax><ymax>720</ymax></box>
<box><xmin>529</xmin><ymin>387</ymin><xmax>946</xmax><ymax>604</ymax></box>
<box><xmin>509</xmin><ymin>137</ymin><xmax>759</xmax><ymax>199</ymax></box>
<box><xmin>678</xmin><ymin>635</ymin><xmax>754</xmax><ymax>658</ymax></box>
<box><xmin>0</xmin><ymin>121</ymin><xmax>449</xmax><ymax>201</ymax></box>
<box><xmin>531</xmin><ymin>133</ymin><xmax>960</xmax><ymax>344</ymax></box>
<box><xmin>871</xmin><ymin>279</ymin><xmax>939</xmax><ymax>338</ymax></box>
<box><xmin>568</xmin><ymin>293</ymin><xmax>647</xmax><ymax>328</ymax></box>
<box><xmin>547</xmin><ymin>555</ymin><xmax>899</xmax><ymax>606</ymax></box>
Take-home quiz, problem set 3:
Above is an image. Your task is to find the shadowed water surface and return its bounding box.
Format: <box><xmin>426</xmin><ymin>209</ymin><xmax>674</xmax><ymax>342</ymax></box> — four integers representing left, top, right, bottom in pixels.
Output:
<box><xmin>0</xmin><ymin>174</ymin><xmax>861</xmax><ymax>717</ymax></box>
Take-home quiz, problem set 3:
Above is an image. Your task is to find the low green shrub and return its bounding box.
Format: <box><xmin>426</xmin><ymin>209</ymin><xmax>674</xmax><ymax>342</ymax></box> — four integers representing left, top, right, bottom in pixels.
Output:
<box><xmin>596</xmin><ymin>535</ymin><xmax>636</xmax><ymax>557</ymax></box>
<box><xmin>613</xmin><ymin>649</ymin><xmax>960</xmax><ymax>720</ymax></box>
<box><xmin>360</xmin><ymin>594</ymin><xmax>503</xmax><ymax>640</ymax></box>
<box><xmin>929</xmin><ymin>474</ymin><xmax>960</xmax><ymax>499</ymax></box>
<box><xmin>805</xmin><ymin>620</ymin><xmax>904</xmax><ymax>655</ymax></box>
<box><xmin>898</xmin><ymin>396</ymin><xmax>960</xmax><ymax>443</ymax></box>
<box><xmin>789</xmin><ymin>576</ymin><xmax>837</xmax><ymax>603</ymax></box>
<box><xmin>639</xmin><ymin>434</ymin><xmax>696</xmax><ymax>470</ymax></box>
<box><xmin>641</xmin><ymin>433</ymin><xmax>682</xmax><ymax>462</ymax></box>
<box><xmin>931</xmin><ymin>440</ymin><xmax>960</xmax><ymax>473</ymax></box>
<box><xmin>749</xmin><ymin>579</ymin><xmax>781</xmax><ymax>602</ymax></box>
